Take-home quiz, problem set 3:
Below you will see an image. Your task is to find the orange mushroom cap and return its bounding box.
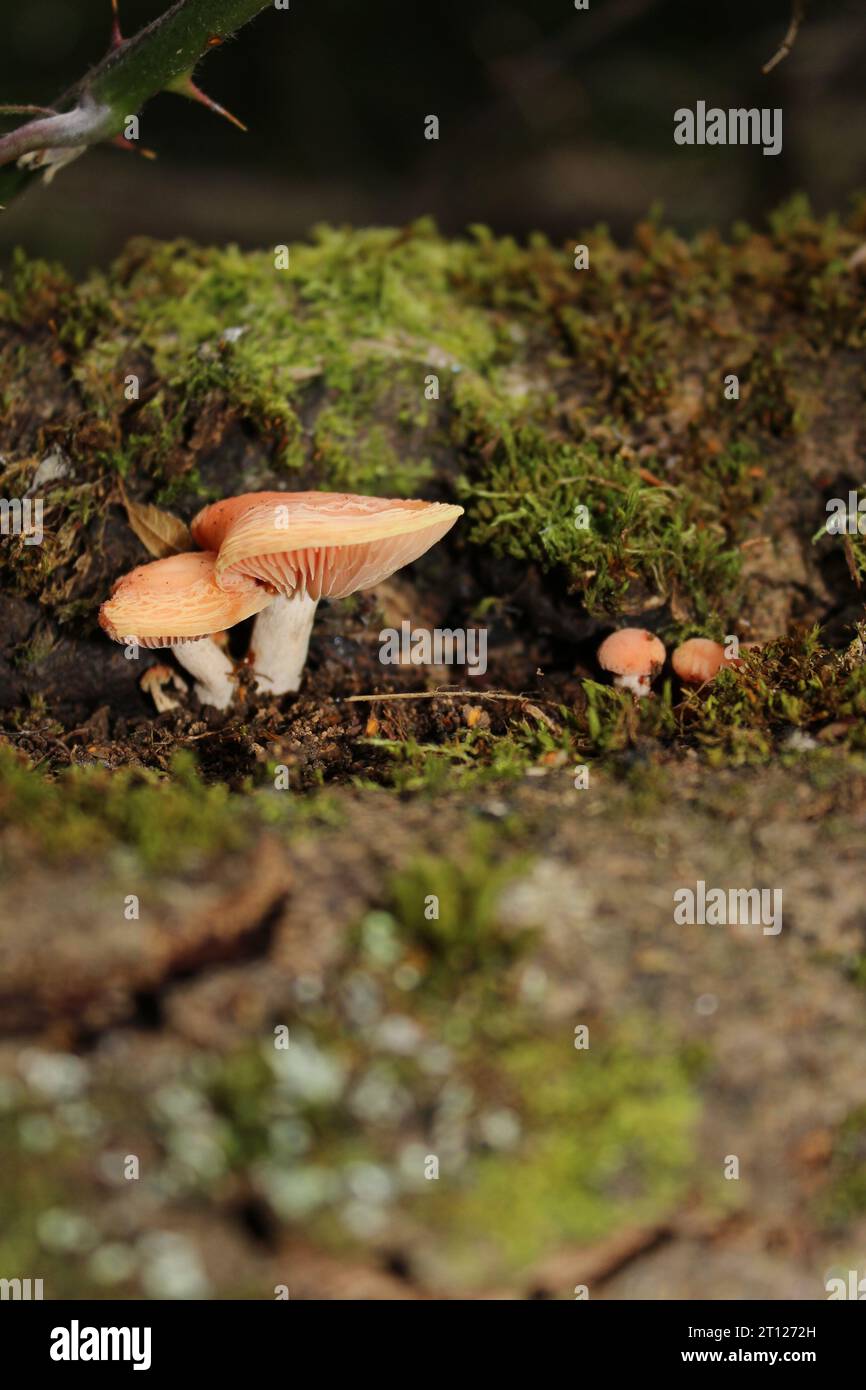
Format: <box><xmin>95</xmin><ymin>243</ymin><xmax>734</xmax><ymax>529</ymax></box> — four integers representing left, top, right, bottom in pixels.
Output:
<box><xmin>98</xmin><ymin>551</ymin><xmax>273</xmax><ymax>647</ymax></box>
<box><xmin>672</xmin><ymin>637</ymin><xmax>729</xmax><ymax>685</ymax></box>
<box><xmin>191</xmin><ymin>491</ymin><xmax>464</xmax><ymax>600</ymax></box>
<box><xmin>597</xmin><ymin>628</ymin><xmax>666</xmax><ymax>679</ymax></box>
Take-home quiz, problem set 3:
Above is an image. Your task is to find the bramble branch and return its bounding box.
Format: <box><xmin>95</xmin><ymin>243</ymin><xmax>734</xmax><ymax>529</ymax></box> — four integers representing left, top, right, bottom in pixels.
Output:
<box><xmin>0</xmin><ymin>0</ymin><xmax>271</xmax><ymax>206</ymax></box>
<box><xmin>763</xmin><ymin>0</ymin><xmax>807</xmax><ymax>74</ymax></box>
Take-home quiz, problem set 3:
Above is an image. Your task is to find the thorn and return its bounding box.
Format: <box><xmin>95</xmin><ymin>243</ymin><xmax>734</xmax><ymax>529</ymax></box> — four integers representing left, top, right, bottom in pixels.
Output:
<box><xmin>110</xmin><ymin>0</ymin><xmax>123</xmax><ymax>49</ymax></box>
<box><xmin>112</xmin><ymin>134</ymin><xmax>157</xmax><ymax>161</ymax></box>
<box><xmin>167</xmin><ymin>74</ymin><xmax>247</xmax><ymax>132</ymax></box>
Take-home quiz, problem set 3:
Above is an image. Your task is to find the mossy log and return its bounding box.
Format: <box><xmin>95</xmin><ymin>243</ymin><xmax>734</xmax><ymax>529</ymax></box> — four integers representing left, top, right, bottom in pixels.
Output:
<box><xmin>1</xmin><ymin>203</ymin><xmax>865</xmax><ymax>735</ymax></box>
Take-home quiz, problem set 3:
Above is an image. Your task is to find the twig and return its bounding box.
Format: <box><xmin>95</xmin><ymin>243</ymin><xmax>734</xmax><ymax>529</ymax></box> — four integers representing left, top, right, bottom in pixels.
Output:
<box><xmin>346</xmin><ymin>688</ymin><xmax>563</xmax><ymax>732</ymax></box>
<box><xmin>349</xmin><ymin>688</ymin><xmax>535</xmax><ymax>703</ymax></box>
<box><xmin>763</xmin><ymin>0</ymin><xmax>807</xmax><ymax>74</ymax></box>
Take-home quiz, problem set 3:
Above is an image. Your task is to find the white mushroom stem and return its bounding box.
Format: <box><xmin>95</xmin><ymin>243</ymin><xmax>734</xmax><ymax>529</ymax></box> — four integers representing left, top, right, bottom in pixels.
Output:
<box><xmin>173</xmin><ymin>638</ymin><xmax>237</xmax><ymax>710</ymax></box>
<box><xmin>249</xmin><ymin>592</ymin><xmax>319</xmax><ymax>695</ymax></box>
<box><xmin>613</xmin><ymin>672</ymin><xmax>654</xmax><ymax>698</ymax></box>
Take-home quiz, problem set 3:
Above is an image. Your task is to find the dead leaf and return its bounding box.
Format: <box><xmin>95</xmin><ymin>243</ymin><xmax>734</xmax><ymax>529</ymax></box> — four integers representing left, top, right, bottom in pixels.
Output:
<box><xmin>118</xmin><ymin>478</ymin><xmax>191</xmax><ymax>559</ymax></box>
<box><xmin>842</xmin><ymin>533</ymin><xmax>862</xmax><ymax>589</ymax></box>
<box><xmin>636</xmin><ymin>466</ymin><xmax>667</xmax><ymax>488</ymax></box>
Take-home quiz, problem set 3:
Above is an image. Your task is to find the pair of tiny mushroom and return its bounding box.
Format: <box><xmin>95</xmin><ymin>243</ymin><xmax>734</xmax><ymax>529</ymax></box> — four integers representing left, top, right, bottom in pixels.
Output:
<box><xmin>598</xmin><ymin>628</ymin><xmax>746</xmax><ymax>697</ymax></box>
<box><xmin>100</xmin><ymin>491</ymin><xmax>463</xmax><ymax>708</ymax></box>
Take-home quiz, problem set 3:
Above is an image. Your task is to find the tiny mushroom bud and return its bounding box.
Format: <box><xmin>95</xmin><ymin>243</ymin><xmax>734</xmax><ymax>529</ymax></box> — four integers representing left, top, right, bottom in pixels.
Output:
<box><xmin>140</xmin><ymin>663</ymin><xmax>188</xmax><ymax>713</ymax></box>
<box><xmin>192</xmin><ymin>491</ymin><xmax>463</xmax><ymax>696</ymax></box>
<box><xmin>99</xmin><ymin>551</ymin><xmax>273</xmax><ymax>709</ymax></box>
<box><xmin>672</xmin><ymin>637</ymin><xmax>731</xmax><ymax>686</ymax></box>
<box><xmin>597</xmin><ymin>627</ymin><xmax>666</xmax><ymax>698</ymax></box>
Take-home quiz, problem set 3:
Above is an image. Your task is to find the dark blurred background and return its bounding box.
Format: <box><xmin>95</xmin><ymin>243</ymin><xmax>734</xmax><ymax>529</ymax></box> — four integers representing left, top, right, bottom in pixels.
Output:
<box><xmin>0</xmin><ymin>0</ymin><xmax>864</xmax><ymax>271</ymax></box>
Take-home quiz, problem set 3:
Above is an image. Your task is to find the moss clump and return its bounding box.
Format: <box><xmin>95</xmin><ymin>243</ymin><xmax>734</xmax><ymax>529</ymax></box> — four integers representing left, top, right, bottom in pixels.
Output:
<box><xmin>65</xmin><ymin>225</ymin><xmax>504</xmax><ymax>490</ymax></box>
<box><xmin>0</xmin><ymin>747</ymin><xmax>252</xmax><ymax>871</ymax></box>
<box><xmin>815</xmin><ymin>1107</ymin><xmax>866</xmax><ymax>1231</ymax></box>
<box><xmin>455</xmin><ymin>424</ymin><xmax>744</xmax><ymax>616</ymax></box>
<box><xmin>678</xmin><ymin>634</ymin><xmax>866</xmax><ymax>764</ymax></box>
<box><xmin>427</xmin><ymin>1023</ymin><xmax>706</xmax><ymax>1272</ymax></box>
<box><xmin>357</xmin><ymin>712</ymin><xmax>574</xmax><ymax>792</ymax></box>
<box><xmin>813</xmin><ymin>484</ymin><xmax>866</xmax><ymax>587</ymax></box>
<box><xmin>571</xmin><ymin>631</ymin><xmax>866</xmax><ymax>764</ymax></box>
<box><xmin>387</xmin><ymin>827</ymin><xmax>533</xmax><ymax>990</ymax></box>
<box><xmin>3</xmin><ymin>201</ymin><xmax>865</xmax><ymax>638</ymax></box>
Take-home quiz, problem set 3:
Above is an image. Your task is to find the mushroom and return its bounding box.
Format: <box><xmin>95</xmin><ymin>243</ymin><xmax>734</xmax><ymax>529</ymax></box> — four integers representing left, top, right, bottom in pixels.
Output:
<box><xmin>99</xmin><ymin>551</ymin><xmax>273</xmax><ymax>709</ymax></box>
<box><xmin>597</xmin><ymin>627</ymin><xmax>666</xmax><ymax>698</ymax></box>
<box><xmin>672</xmin><ymin>637</ymin><xmax>730</xmax><ymax>686</ymax></box>
<box><xmin>672</xmin><ymin>637</ymin><xmax>763</xmax><ymax>685</ymax></box>
<box><xmin>191</xmin><ymin>491</ymin><xmax>464</xmax><ymax>695</ymax></box>
<box><xmin>140</xmin><ymin>663</ymin><xmax>188</xmax><ymax>713</ymax></box>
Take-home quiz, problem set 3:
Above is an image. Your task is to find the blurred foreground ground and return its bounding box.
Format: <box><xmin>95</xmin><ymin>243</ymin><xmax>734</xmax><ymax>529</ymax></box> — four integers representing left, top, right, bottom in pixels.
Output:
<box><xmin>1</xmin><ymin>760</ymin><xmax>866</xmax><ymax>1298</ymax></box>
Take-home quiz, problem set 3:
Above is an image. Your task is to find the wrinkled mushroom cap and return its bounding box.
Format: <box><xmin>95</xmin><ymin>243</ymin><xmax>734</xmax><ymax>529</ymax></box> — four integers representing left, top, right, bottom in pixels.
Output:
<box><xmin>99</xmin><ymin>551</ymin><xmax>273</xmax><ymax>647</ymax></box>
<box><xmin>672</xmin><ymin>637</ymin><xmax>728</xmax><ymax>684</ymax></box>
<box><xmin>597</xmin><ymin>628</ymin><xmax>666</xmax><ymax>678</ymax></box>
<box><xmin>191</xmin><ymin>491</ymin><xmax>464</xmax><ymax>600</ymax></box>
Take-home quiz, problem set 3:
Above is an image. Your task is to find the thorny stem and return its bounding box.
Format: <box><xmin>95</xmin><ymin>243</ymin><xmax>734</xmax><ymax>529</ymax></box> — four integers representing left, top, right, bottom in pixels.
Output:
<box><xmin>0</xmin><ymin>0</ymin><xmax>271</xmax><ymax>203</ymax></box>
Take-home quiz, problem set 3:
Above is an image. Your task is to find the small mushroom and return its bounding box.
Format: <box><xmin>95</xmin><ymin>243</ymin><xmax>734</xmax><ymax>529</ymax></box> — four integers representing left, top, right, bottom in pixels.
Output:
<box><xmin>597</xmin><ymin>627</ymin><xmax>666</xmax><ymax>698</ymax></box>
<box><xmin>672</xmin><ymin>637</ymin><xmax>730</xmax><ymax>686</ymax></box>
<box><xmin>99</xmin><ymin>551</ymin><xmax>273</xmax><ymax>709</ymax></box>
<box><xmin>192</xmin><ymin>491</ymin><xmax>463</xmax><ymax>696</ymax></box>
<box><xmin>140</xmin><ymin>663</ymin><xmax>188</xmax><ymax>712</ymax></box>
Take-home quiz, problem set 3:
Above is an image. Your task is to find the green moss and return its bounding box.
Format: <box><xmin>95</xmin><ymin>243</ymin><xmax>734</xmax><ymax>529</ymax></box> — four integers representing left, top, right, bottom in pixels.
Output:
<box><xmin>358</xmin><ymin>714</ymin><xmax>576</xmax><ymax>793</ymax></box>
<box><xmin>456</xmin><ymin>426</ymin><xmax>743</xmax><ymax>617</ymax></box>
<box><xmin>0</xmin><ymin>1112</ymin><xmax>100</xmax><ymax>1300</ymax></box>
<box><xmin>685</xmin><ymin>635</ymin><xmax>866</xmax><ymax>762</ymax></box>
<box><xmin>813</xmin><ymin>485</ymin><xmax>866</xmax><ymax>585</ymax></box>
<box><xmin>577</xmin><ymin>632</ymin><xmax>866</xmax><ymax>765</ymax></box>
<box><xmin>387</xmin><ymin>827</ymin><xmax>533</xmax><ymax>990</ymax></box>
<box><xmin>3</xmin><ymin>206</ymin><xmax>862</xmax><ymax>617</ymax></box>
<box><xmin>206</xmin><ymin>1048</ymin><xmax>275</xmax><ymax>1167</ymax></box>
<box><xmin>312</xmin><ymin>397</ymin><xmax>434</xmax><ymax>496</ymax></box>
<box><xmin>430</xmin><ymin>1021</ymin><xmax>705</xmax><ymax>1271</ymax></box>
<box><xmin>1</xmin><ymin>248</ymin><xmax>78</xmax><ymax>328</ymax></box>
<box><xmin>815</xmin><ymin>1107</ymin><xmax>866</xmax><ymax>1230</ymax></box>
<box><xmin>0</xmin><ymin>742</ymin><xmax>370</xmax><ymax>878</ymax></box>
<box><xmin>846</xmin><ymin>955</ymin><xmax>866</xmax><ymax>990</ymax></box>
<box><xmin>63</xmin><ymin>225</ymin><xmax>507</xmax><ymax>486</ymax></box>
<box><xmin>0</xmin><ymin>748</ymin><xmax>251</xmax><ymax>871</ymax></box>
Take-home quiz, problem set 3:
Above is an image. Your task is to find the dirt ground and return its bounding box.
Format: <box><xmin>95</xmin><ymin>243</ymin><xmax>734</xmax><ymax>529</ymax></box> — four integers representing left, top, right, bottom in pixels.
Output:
<box><xmin>2</xmin><ymin>757</ymin><xmax>866</xmax><ymax>1298</ymax></box>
